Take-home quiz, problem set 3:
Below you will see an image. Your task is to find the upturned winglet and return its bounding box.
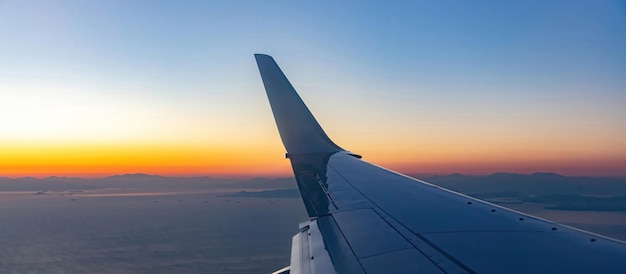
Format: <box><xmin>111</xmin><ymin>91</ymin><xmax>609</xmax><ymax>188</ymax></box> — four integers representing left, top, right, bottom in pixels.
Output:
<box><xmin>255</xmin><ymin>54</ymin><xmax>344</xmax><ymax>156</ymax></box>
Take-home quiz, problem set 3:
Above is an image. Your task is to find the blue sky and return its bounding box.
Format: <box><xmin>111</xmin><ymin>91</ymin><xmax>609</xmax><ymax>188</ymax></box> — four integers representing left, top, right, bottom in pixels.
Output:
<box><xmin>0</xmin><ymin>0</ymin><xmax>625</xmax><ymax>177</ymax></box>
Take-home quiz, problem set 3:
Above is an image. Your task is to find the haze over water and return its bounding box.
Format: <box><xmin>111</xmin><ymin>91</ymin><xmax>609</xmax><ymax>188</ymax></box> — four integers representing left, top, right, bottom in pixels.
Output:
<box><xmin>1</xmin><ymin>174</ymin><xmax>626</xmax><ymax>273</ymax></box>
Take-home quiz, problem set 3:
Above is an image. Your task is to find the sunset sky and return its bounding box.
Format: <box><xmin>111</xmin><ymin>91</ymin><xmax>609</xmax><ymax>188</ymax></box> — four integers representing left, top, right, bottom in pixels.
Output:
<box><xmin>1</xmin><ymin>1</ymin><xmax>625</xmax><ymax>178</ymax></box>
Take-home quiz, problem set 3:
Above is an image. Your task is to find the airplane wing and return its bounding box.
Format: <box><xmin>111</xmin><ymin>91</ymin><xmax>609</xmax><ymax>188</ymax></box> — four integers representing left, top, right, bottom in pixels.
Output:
<box><xmin>254</xmin><ymin>54</ymin><xmax>626</xmax><ymax>274</ymax></box>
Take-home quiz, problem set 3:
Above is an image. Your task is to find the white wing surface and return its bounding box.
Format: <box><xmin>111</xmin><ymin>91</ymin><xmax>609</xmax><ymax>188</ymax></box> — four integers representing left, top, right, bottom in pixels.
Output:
<box><xmin>255</xmin><ymin>54</ymin><xmax>626</xmax><ymax>274</ymax></box>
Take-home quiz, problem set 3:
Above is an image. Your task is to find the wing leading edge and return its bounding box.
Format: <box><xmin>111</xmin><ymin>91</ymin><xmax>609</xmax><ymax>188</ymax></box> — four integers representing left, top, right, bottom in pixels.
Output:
<box><xmin>255</xmin><ymin>54</ymin><xmax>626</xmax><ymax>274</ymax></box>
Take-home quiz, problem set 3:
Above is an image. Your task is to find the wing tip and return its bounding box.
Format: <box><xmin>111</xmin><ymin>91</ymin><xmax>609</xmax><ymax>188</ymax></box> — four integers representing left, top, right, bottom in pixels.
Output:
<box><xmin>254</xmin><ymin>53</ymin><xmax>273</xmax><ymax>60</ymax></box>
<box><xmin>255</xmin><ymin>54</ymin><xmax>345</xmax><ymax>155</ymax></box>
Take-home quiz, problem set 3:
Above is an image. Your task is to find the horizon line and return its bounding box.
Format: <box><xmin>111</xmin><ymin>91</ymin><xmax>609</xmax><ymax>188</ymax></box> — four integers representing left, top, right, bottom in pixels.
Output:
<box><xmin>1</xmin><ymin>171</ymin><xmax>625</xmax><ymax>180</ymax></box>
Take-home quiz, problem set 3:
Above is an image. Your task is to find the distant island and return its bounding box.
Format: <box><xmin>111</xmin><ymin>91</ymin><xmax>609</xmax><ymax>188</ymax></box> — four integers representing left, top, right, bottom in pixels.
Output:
<box><xmin>220</xmin><ymin>189</ymin><xmax>300</xmax><ymax>198</ymax></box>
<box><xmin>419</xmin><ymin>172</ymin><xmax>626</xmax><ymax>211</ymax></box>
<box><xmin>2</xmin><ymin>172</ymin><xmax>626</xmax><ymax>211</ymax></box>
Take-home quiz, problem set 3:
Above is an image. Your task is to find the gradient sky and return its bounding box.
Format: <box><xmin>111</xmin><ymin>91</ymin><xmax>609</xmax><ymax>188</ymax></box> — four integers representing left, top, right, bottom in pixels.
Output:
<box><xmin>0</xmin><ymin>0</ymin><xmax>625</xmax><ymax>178</ymax></box>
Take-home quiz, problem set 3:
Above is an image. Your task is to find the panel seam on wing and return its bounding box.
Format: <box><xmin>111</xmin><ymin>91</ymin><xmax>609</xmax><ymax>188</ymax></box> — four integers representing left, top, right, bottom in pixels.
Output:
<box><xmin>323</xmin><ymin>215</ymin><xmax>367</xmax><ymax>272</ymax></box>
<box><xmin>355</xmin><ymin>247</ymin><xmax>415</xmax><ymax>260</ymax></box>
<box><xmin>326</xmin><ymin>162</ymin><xmax>469</xmax><ymax>274</ymax></box>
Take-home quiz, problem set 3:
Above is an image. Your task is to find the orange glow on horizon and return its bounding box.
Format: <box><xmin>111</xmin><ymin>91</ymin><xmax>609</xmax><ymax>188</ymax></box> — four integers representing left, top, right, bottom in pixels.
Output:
<box><xmin>1</xmin><ymin>140</ymin><xmax>625</xmax><ymax>178</ymax></box>
<box><xmin>0</xmin><ymin>142</ymin><xmax>292</xmax><ymax>178</ymax></box>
